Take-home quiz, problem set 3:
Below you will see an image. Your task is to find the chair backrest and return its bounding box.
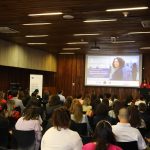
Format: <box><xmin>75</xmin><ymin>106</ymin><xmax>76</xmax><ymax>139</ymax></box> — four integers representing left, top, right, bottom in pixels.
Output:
<box><xmin>13</xmin><ymin>130</ymin><xmax>35</xmax><ymax>149</ymax></box>
<box><xmin>116</xmin><ymin>141</ymin><xmax>138</xmax><ymax>150</ymax></box>
<box><xmin>70</xmin><ymin>120</ymin><xmax>87</xmax><ymax>136</ymax></box>
<box><xmin>0</xmin><ymin>127</ymin><xmax>9</xmax><ymax>148</ymax></box>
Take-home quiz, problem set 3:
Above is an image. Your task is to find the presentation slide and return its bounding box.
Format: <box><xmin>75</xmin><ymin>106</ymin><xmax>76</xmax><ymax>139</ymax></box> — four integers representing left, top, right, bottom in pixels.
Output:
<box><xmin>85</xmin><ymin>55</ymin><xmax>142</xmax><ymax>87</ymax></box>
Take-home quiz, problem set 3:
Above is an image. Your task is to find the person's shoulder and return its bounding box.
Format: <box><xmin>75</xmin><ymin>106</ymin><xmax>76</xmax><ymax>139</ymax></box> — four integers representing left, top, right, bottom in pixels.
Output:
<box><xmin>82</xmin><ymin>142</ymin><xmax>96</xmax><ymax>150</ymax></box>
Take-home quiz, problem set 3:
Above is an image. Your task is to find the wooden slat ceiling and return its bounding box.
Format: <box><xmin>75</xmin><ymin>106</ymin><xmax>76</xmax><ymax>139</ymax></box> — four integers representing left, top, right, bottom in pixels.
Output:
<box><xmin>0</xmin><ymin>0</ymin><xmax>150</xmax><ymax>54</ymax></box>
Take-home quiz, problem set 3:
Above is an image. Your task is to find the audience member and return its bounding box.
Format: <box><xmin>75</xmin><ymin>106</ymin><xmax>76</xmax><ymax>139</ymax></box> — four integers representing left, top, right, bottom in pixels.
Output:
<box><xmin>112</xmin><ymin>108</ymin><xmax>147</xmax><ymax>150</ymax></box>
<box><xmin>11</xmin><ymin>90</ymin><xmax>25</xmax><ymax>113</ymax></box>
<box><xmin>58</xmin><ymin>90</ymin><xmax>66</xmax><ymax>104</ymax></box>
<box><xmin>46</xmin><ymin>95</ymin><xmax>62</xmax><ymax>119</ymax></box>
<box><xmin>93</xmin><ymin>103</ymin><xmax>115</xmax><ymax>129</ymax></box>
<box><xmin>41</xmin><ymin>107</ymin><xmax>83</xmax><ymax>150</ymax></box>
<box><xmin>15</xmin><ymin>105</ymin><xmax>42</xmax><ymax>150</ymax></box>
<box><xmin>128</xmin><ymin>106</ymin><xmax>146</xmax><ymax>128</ymax></box>
<box><xmin>82</xmin><ymin>120</ymin><xmax>122</xmax><ymax>150</ymax></box>
<box><xmin>71</xmin><ymin>102</ymin><xmax>92</xmax><ymax>135</ymax></box>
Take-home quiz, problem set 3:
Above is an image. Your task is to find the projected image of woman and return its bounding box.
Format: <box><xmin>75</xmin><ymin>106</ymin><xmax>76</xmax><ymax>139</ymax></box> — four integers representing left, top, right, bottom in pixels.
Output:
<box><xmin>110</xmin><ymin>57</ymin><xmax>125</xmax><ymax>80</ymax></box>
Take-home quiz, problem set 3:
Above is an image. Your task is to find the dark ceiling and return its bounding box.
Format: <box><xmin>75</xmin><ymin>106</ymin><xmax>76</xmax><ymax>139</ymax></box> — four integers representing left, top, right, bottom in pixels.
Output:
<box><xmin>0</xmin><ymin>0</ymin><xmax>150</xmax><ymax>54</ymax></box>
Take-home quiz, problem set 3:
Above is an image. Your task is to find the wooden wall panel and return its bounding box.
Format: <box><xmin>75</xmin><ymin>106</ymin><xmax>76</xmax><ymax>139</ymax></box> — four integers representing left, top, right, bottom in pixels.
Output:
<box><xmin>56</xmin><ymin>54</ymin><xmax>150</xmax><ymax>100</ymax></box>
<box><xmin>0</xmin><ymin>65</ymin><xmax>56</xmax><ymax>93</ymax></box>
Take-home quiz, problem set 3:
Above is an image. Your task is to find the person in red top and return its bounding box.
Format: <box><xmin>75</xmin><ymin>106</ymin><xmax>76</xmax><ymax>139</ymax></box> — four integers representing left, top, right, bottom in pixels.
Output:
<box><xmin>82</xmin><ymin>120</ymin><xmax>122</xmax><ymax>150</ymax></box>
<box><xmin>140</xmin><ymin>79</ymin><xmax>149</xmax><ymax>88</ymax></box>
<box><xmin>0</xmin><ymin>91</ymin><xmax>7</xmax><ymax>112</ymax></box>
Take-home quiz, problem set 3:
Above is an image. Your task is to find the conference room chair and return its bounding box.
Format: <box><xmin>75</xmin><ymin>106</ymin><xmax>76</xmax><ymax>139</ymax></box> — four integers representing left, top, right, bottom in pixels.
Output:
<box><xmin>13</xmin><ymin>130</ymin><xmax>35</xmax><ymax>150</ymax></box>
<box><xmin>116</xmin><ymin>141</ymin><xmax>138</xmax><ymax>150</ymax></box>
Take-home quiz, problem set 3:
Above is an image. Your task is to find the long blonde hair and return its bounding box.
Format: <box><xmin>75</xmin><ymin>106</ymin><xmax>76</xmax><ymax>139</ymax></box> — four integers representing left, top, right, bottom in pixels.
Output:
<box><xmin>73</xmin><ymin>102</ymin><xmax>83</xmax><ymax>123</ymax></box>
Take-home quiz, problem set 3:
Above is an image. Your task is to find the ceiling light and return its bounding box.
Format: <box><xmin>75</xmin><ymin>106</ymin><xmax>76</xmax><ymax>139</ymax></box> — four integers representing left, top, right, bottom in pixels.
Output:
<box><xmin>22</xmin><ymin>23</ymin><xmax>51</xmax><ymax>26</ymax></box>
<box><xmin>28</xmin><ymin>12</ymin><xmax>63</xmax><ymax>16</ymax></box>
<box><xmin>59</xmin><ymin>52</ymin><xmax>75</xmax><ymax>55</ymax></box>
<box><xmin>140</xmin><ymin>47</ymin><xmax>150</xmax><ymax>49</ymax></box>
<box><xmin>112</xmin><ymin>41</ymin><xmax>135</xmax><ymax>43</ymax></box>
<box><xmin>128</xmin><ymin>31</ymin><xmax>150</xmax><ymax>35</ymax></box>
<box><xmin>25</xmin><ymin>35</ymin><xmax>48</xmax><ymax>37</ymax></box>
<box><xmin>27</xmin><ymin>43</ymin><xmax>47</xmax><ymax>45</ymax></box>
<box><xmin>63</xmin><ymin>15</ymin><xmax>74</xmax><ymax>19</ymax></box>
<box><xmin>67</xmin><ymin>42</ymin><xmax>88</xmax><ymax>44</ymax></box>
<box><xmin>62</xmin><ymin>48</ymin><xmax>80</xmax><ymax>50</ymax></box>
<box><xmin>73</xmin><ymin>33</ymin><xmax>100</xmax><ymax>36</ymax></box>
<box><xmin>83</xmin><ymin>19</ymin><xmax>117</xmax><ymax>23</ymax></box>
<box><xmin>106</xmin><ymin>6</ymin><xmax>148</xmax><ymax>12</ymax></box>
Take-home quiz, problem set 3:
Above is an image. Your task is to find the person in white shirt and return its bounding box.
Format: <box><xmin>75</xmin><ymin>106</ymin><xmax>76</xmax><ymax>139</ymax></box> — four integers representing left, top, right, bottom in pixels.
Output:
<box><xmin>41</xmin><ymin>107</ymin><xmax>83</xmax><ymax>150</ymax></box>
<box><xmin>58</xmin><ymin>90</ymin><xmax>66</xmax><ymax>103</ymax></box>
<box><xmin>112</xmin><ymin>107</ymin><xmax>147</xmax><ymax>150</ymax></box>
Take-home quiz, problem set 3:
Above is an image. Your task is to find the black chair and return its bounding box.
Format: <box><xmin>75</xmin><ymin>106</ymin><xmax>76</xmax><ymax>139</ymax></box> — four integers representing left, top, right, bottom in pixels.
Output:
<box><xmin>70</xmin><ymin>120</ymin><xmax>92</xmax><ymax>144</ymax></box>
<box><xmin>13</xmin><ymin>130</ymin><xmax>35</xmax><ymax>150</ymax></box>
<box><xmin>0</xmin><ymin>128</ymin><xmax>9</xmax><ymax>148</ymax></box>
<box><xmin>116</xmin><ymin>141</ymin><xmax>138</xmax><ymax>150</ymax></box>
<box><xmin>70</xmin><ymin>120</ymin><xmax>87</xmax><ymax>136</ymax></box>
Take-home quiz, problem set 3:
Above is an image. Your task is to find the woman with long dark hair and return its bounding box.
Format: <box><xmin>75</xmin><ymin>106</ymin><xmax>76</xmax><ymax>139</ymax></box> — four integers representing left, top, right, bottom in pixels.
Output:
<box><xmin>82</xmin><ymin>120</ymin><xmax>122</xmax><ymax>150</ymax></box>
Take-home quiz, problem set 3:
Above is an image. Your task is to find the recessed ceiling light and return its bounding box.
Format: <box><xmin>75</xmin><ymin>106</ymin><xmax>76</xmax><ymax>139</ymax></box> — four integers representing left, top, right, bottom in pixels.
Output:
<box><xmin>73</xmin><ymin>33</ymin><xmax>100</xmax><ymax>36</ymax></box>
<box><xmin>27</xmin><ymin>43</ymin><xmax>47</xmax><ymax>45</ymax></box>
<box><xmin>62</xmin><ymin>48</ymin><xmax>80</xmax><ymax>50</ymax></box>
<box><xmin>83</xmin><ymin>19</ymin><xmax>117</xmax><ymax>23</ymax></box>
<box><xmin>22</xmin><ymin>23</ymin><xmax>51</xmax><ymax>26</ymax></box>
<box><xmin>128</xmin><ymin>31</ymin><xmax>150</xmax><ymax>35</ymax></box>
<box><xmin>112</xmin><ymin>41</ymin><xmax>135</xmax><ymax>43</ymax></box>
<box><xmin>106</xmin><ymin>6</ymin><xmax>148</xmax><ymax>12</ymax></box>
<box><xmin>140</xmin><ymin>47</ymin><xmax>150</xmax><ymax>49</ymax></box>
<box><xmin>28</xmin><ymin>12</ymin><xmax>63</xmax><ymax>16</ymax></box>
<box><xmin>25</xmin><ymin>35</ymin><xmax>48</xmax><ymax>37</ymax></box>
<box><xmin>59</xmin><ymin>52</ymin><xmax>75</xmax><ymax>54</ymax></box>
<box><xmin>66</xmin><ymin>42</ymin><xmax>88</xmax><ymax>44</ymax></box>
<box><xmin>63</xmin><ymin>15</ymin><xmax>74</xmax><ymax>19</ymax></box>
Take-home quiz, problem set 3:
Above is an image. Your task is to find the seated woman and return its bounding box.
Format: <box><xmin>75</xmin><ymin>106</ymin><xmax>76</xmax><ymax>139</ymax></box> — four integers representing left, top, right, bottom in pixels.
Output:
<box><xmin>71</xmin><ymin>102</ymin><xmax>92</xmax><ymax>135</ymax></box>
<box><xmin>41</xmin><ymin>107</ymin><xmax>83</xmax><ymax>150</ymax></box>
<box><xmin>15</xmin><ymin>105</ymin><xmax>42</xmax><ymax>150</ymax></box>
<box><xmin>82</xmin><ymin>120</ymin><xmax>122</xmax><ymax>150</ymax></box>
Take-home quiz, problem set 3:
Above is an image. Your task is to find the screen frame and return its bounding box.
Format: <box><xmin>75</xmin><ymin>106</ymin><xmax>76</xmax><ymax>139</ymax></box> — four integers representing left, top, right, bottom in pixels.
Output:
<box><xmin>85</xmin><ymin>54</ymin><xmax>142</xmax><ymax>88</ymax></box>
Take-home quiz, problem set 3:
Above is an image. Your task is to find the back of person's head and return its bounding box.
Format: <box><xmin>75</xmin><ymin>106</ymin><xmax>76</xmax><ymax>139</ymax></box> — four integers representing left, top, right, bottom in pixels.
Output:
<box><xmin>113</xmin><ymin>101</ymin><xmax>125</xmax><ymax>118</ymax></box>
<box><xmin>83</xmin><ymin>96</ymin><xmax>91</xmax><ymax>106</ymax></box>
<box><xmin>128</xmin><ymin>106</ymin><xmax>141</xmax><ymax>128</ymax></box>
<box><xmin>64</xmin><ymin>96</ymin><xmax>73</xmax><ymax>110</ymax></box>
<box><xmin>52</xmin><ymin>106</ymin><xmax>70</xmax><ymax>130</ymax></box>
<box><xmin>58</xmin><ymin>90</ymin><xmax>63</xmax><ymax>95</ymax></box>
<box><xmin>104</xmin><ymin>93</ymin><xmax>111</xmax><ymax>99</ymax></box>
<box><xmin>94</xmin><ymin>120</ymin><xmax>116</xmax><ymax>150</ymax></box>
<box><xmin>76</xmin><ymin>93</ymin><xmax>82</xmax><ymax>99</ymax></box>
<box><xmin>96</xmin><ymin>103</ymin><xmax>109</xmax><ymax>116</ymax></box>
<box><xmin>11</xmin><ymin>90</ymin><xmax>18</xmax><ymax>97</ymax></box>
<box><xmin>23</xmin><ymin>105</ymin><xmax>40</xmax><ymax>120</ymax></box>
<box><xmin>49</xmin><ymin>95</ymin><xmax>61</xmax><ymax>106</ymax></box>
<box><xmin>18</xmin><ymin>90</ymin><xmax>25</xmax><ymax>100</ymax></box>
<box><xmin>72</xmin><ymin>102</ymin><xmax>83</xmax><ymax>123</ymax></box>
<box><xmin>34</xmin><ymin>89</ymin><xmax>39</xmax><ymax>94</ymax></box>
<box><xmin>138</xmin><ymin>103</ymin><xmax>147</xmax><ymax>112</ymax></box>
<box><xmin>102</xmin><ymin>98</ymin><xmax>109</xmax><ymax>108</ymax></box>
<box><xmin>69</xmin><ymin>99</ymin><xmax>80</xmax><ymax>113</ymax></box>
<box><xmin>118</xmin><ymin>107</ymin><xmax>129</xmax><ymax>123</ymax></box>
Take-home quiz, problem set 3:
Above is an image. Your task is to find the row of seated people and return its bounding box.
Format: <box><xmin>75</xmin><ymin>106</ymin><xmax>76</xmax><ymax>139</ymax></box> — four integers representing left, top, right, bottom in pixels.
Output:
<box><xmin>0</xmin><ymin>89</ymin><xmax>150</xmax><ymax>149</ymax></box>
<box><xmin>0</xmin><ymin>106</ymin><xmax>148</xmax><ymax>150</ymax></box>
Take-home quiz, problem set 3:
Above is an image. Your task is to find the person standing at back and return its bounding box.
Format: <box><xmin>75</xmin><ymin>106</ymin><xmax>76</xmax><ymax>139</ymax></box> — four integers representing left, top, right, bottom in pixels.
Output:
<box><xmin>58</xmin><ymin>90</ymin><xmax>66</xmax><ymax>104</ymax></box>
